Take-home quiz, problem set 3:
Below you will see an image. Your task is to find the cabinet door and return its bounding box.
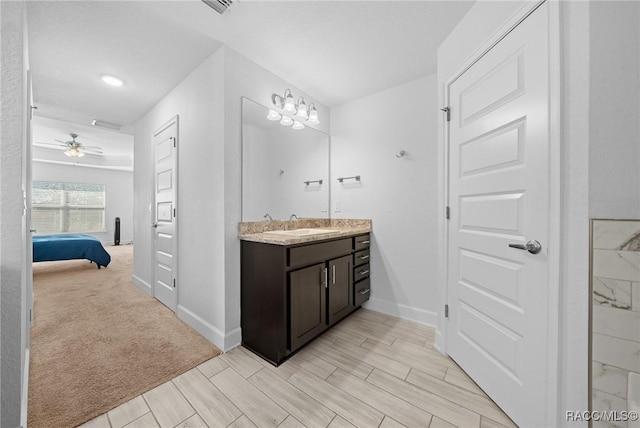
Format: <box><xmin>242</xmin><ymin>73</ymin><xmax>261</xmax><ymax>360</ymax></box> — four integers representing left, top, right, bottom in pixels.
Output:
<box><xmin>289</xmin><ymin>262</ymin><xmax>327</xmax><ymax>351</ymax></box>
<box><xmin>328</xmin><ymin>255</ymin><xmax>353</xmax><ymax>324</ymax></box>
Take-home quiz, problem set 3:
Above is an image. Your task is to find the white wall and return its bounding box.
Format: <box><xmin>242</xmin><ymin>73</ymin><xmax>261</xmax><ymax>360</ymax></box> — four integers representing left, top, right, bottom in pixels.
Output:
<box><xmin>133</xmin><ymin>46</ymin><xmax>330</xmax><ymax>351</ymax></box>
<box><xmin>437</xmin><ymin>1</ymin><xmax>591</xmax><ymax>425</ymax></box>
<box><xmin>589</xmin><ymin>1</ymin><xmax>640</xmax><ymax>219</ymax></box>
<box><xmin>0</xmin><ymin>1</ymin><xmax>27</xmax><ymax>426</ymax></box>
<box><xmin>134</xmin><ymin>49</ymin><xmax>227</xmax><ymax>346</ymax></box>
<box><xmin>32</xmin><ymin>162</ymin><xmax>133</xmax><ymax>245</ymax></box>
<box><xmin>331</xmin><ymin>75</ymin><xmax>439</xmax><ymax>325</ymax></box>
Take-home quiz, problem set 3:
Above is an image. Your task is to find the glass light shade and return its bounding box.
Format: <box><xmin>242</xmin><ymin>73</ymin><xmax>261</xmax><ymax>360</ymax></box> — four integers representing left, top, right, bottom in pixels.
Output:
<box><xmin>292</xmin><ymin>121</ymin><xmax>305</xmax><ymax>130</ymax></box>
<box><xmin>267</xmin><ymin>110</ymin><xmax>281</xmax><ymax>121</ymax></box>
<box><xmin>307</xmin><ymin>107</ymin><xmax>320</xmax><ymax>125</ymax></box>
<box><xmin>65</xmin><ymin>149</ymin><xmax>84</xmax><ymax>157</ymax></box>
<box><xmin>296</xmin><ymin>98</ymin><xmax>308</xmax><ymax>119</ymax></box>
<box><xmin>280</xmin><ymin>115</ymin><xmax>294</xmax><ymax>126</ymax></box>
<box><xmin>283</xmin><ymin>93</ymin><xmax>296</xmax><ymax>113</ymax></box>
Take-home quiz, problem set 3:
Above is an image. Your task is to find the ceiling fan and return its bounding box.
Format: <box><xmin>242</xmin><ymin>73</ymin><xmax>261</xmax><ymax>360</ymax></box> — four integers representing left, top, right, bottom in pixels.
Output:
<box><xmin>36</xmin><ymin>133</ymin><xmax>103</xmax><ymax>158</ymax></box>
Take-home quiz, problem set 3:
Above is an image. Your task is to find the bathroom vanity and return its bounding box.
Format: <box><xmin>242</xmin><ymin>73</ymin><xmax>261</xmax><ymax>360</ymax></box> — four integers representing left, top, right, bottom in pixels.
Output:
<box><xmin>238</xmin><ymin>220</ymin><xmax>371</xmax><ymax>365</ymax></box>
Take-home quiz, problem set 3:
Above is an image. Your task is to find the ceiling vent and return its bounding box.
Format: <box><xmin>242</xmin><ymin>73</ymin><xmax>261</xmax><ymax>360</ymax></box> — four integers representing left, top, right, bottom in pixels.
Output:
<box><xmin>202</xmin><ymin>0</ymin><xmax>233</xmax><ymax>15</ymax></box>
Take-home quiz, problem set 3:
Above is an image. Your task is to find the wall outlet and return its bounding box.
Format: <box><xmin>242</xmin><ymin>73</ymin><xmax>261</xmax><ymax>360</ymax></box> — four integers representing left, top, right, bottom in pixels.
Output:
<box><xmin>321</xmin><ymin>201</ymin><xmax>328</xmax><ymax>212</ymax></box>
<box><xmin>334</xmin><ymin>201</ymin><xmax>341</xmax><ymax>212</ymax></box>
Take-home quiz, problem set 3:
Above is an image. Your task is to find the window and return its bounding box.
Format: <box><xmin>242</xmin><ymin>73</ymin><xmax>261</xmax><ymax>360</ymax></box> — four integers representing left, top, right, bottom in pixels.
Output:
<box><xmin>32</xmin><ymin>181</ymin><xmax>106</xmax><ymax>234</ymax></box>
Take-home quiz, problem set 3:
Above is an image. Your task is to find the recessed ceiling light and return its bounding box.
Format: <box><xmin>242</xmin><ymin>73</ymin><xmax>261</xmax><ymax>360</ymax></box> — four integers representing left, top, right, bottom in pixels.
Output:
<box><xmin>100</xmin><ymin>74</ymin><xmax>123</xmax><ymax>87</ymax></box>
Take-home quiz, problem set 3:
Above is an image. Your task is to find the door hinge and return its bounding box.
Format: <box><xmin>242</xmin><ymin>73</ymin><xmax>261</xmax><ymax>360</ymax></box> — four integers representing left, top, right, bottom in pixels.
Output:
<box><xmin>173</xmin><ymin>278</ymin><xmax>176</xmax><ymax>288</ymax></box>
<box><xmin>441</xmin><ymin>107</ymin><xmax>450</xmax><ymax>122</ymax></box>
<box><xmin>29</xmin><ymin>309</ymin><xmax>32</xmax><ymax>323</ymax></box>
<box><xmin>444</xmin><ymin>304</ymin><xmax>449</xmax><ymax>318</ymax></box>
<box><xmin>173</xmin><ymin>208</ymin><xmax>176</xmax><ymax>218</ymax></box>
<box><xmin>171</xmin><ymin>136</ymin><xmax>176</xmax><ymax>147</ymax></box>
<box><xmin>446</xmin><ymin>206</ymin><xmax>450</xmax><ymax>220</ymax></box>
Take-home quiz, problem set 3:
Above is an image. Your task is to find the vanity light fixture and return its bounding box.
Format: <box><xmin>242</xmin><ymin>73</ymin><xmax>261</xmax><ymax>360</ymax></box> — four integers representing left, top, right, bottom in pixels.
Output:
<box><xmin>271</xmin><ymin>89</ymin><xmax>320</xmax><ymax>128</ymax></box>
<box><xmin>292</xmin><ymin>121</ymin><xmax>305</xmax><ymax>130</ymax></box>
<box><xmin>267</xmin><ymin>110</ymin><xmax>281</xmax><ymax>121</ymax></box>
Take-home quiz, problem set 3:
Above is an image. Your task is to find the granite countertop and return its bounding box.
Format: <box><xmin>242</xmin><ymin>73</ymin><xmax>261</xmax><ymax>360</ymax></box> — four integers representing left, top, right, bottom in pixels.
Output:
<box><xmin>238</xmin><ymin>218</ymin><xmax>371</xmax><ymax>246</ymax></box>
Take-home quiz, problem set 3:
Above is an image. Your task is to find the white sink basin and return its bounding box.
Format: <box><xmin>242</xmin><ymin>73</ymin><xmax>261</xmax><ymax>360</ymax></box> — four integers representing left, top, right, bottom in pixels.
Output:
<box><xmin>263</xmin><ymin>228</ymin><xmax>339</xmax><ymax>237</ymax></box>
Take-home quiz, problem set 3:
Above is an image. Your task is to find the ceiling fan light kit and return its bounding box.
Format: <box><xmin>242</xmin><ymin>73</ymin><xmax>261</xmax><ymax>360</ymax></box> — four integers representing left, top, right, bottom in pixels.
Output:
<box><xmin>36</xmin><ymin>133</ymin><xmax>104</xmax><ymax>158</ymax></box>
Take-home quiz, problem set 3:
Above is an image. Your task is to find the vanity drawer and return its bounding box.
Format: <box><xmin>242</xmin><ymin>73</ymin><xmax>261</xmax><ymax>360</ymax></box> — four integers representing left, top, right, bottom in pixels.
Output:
<box><xmin>353</xmin><ymin>249</ymin><xmax>370</xmax><ymax>267</ymax></box>
<box><xmin>353</xmin><ymin>263</ymin><xmax>370</xmax><ymax>282</ymax></box>
<box><xmin>354</xmin><ymin>234</ymin><xmax>371</xmax><ymax>251</ymax></box>
<box><xmin>355</xmin><ymin>278</ymin><xmax>370</xmax><ymax>306</ymax></box>
<box><xmin>288</xmin><ymin>238</ymin><xmax>352</xmax><ymax>268</ymax></box>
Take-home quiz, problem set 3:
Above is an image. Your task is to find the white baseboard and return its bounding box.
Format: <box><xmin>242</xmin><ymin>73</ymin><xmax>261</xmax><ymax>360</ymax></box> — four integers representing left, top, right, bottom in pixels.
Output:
<box><xmin>363</xmin><ymin>297</ymin><xmax>438</xmax><ymax>327</ymax></box>
<box><xmin>176</xmin><ymin>305</ymin><xmax>240</xmax><ymax>352</ymax></box>
<box><xmin>21</xmin><ymin>348</ymin><xmax>29</xmax><ymax>428</ymax></box>
<box><xmin>131</xmin><ymin>274</ymin><xmax>152</xmax><ymax>296</ymax></box>
<box><xmin>223</xmin><ymin>327</ymin><xmax>242</xmax><ymax>352</ymax></box>
<box><xmin>434</xmin><ymin>329</ymin><xmax>445</xmax><ymax>354</ymax></box>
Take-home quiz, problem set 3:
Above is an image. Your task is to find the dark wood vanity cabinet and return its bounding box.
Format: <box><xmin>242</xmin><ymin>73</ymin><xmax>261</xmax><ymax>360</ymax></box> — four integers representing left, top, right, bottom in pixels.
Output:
<box><xmin>241</xmin><ymin>233</ymin><xmax>370</xmax><ymax>365</ymax></box>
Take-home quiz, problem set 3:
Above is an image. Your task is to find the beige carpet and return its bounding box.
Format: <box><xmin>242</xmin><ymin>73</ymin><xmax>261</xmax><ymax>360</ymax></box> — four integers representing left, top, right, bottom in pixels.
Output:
<box><xmin>28</xmin><ymin>244</ymin><xmax>221</xmax><ymax>428</ymax></box>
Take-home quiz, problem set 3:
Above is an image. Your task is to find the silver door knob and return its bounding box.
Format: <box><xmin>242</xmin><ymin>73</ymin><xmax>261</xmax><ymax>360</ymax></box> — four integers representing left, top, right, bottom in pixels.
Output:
<box><xmin>151</xmin><ymin>222</ymin><xmax>158</xmax><ymax>229</ymax></box>
<box><xmin>508</xmin><ymin>240</ymin><xmax>542</xmax><ymax>254</ymax></box>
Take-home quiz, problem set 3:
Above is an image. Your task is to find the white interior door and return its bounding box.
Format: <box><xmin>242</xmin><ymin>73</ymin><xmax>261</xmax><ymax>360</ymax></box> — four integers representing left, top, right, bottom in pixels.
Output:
<box><xmin>153</xmin><ymin>116</ymin><xmax>178</xmax><ymax>311</ymax></box>
<box><xmin>446</xmin><ymin>3</ymin><xmax>551</xmax><ymax>426</ymax></box>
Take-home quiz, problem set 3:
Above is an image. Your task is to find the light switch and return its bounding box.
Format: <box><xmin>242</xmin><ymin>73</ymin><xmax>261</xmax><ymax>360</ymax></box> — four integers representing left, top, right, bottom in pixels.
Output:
<box><xmin>334</xmin><ymin>201</ymin><xmax>341</xmax><ymax>212</ymax></box>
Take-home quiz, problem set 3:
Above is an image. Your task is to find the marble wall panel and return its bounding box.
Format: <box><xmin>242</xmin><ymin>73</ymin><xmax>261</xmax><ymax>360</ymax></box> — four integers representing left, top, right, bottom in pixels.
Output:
<box><xmin>591</xmin><ymin>219</ymin><xmax>640</xmax><ymax>419</ymax></box>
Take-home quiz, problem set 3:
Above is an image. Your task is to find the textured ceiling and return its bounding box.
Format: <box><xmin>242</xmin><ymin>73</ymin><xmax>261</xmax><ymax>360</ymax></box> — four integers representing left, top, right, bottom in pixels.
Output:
<box><xmin>27</xmin><ymin>1</ymin><xmax>223</xmax><ymax>132</ymax></box>
<box><xmin>26</xmin><ymin>0</ymin><xmax>474</xmax><ymax>159</ymax></box>
<box><xmin>154</xmin><ymin>0</ymin><xmax>475</xmax><ymax>107</ymax></box>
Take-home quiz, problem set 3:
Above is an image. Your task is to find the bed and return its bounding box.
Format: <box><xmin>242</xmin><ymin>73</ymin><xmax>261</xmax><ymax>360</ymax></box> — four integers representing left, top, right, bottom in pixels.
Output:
<box><xmin>33</xmin><ymin>234</ymin><xmax>111</xmax><ymax>268</ymax></box>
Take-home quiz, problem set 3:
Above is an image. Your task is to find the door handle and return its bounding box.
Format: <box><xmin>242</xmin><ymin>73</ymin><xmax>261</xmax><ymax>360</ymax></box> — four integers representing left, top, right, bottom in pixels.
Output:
<box><xmin>332</xmin><ymin>265</ymin><xmax>336</xmax><ymax>285</ymax></box>
<box><xmin>508</xmin><ymin>240</ymin><xmax>542</xmax><ymax>254</ymax></box>
<box><xmin>151</xmin><ymin>222</ymin><xmax>158</xmax><ymax>229</ymax></box>
<box><xmin>30</xmin><ymin>229</ymin><xmax>37</xmax><ymax>233</ymax></box>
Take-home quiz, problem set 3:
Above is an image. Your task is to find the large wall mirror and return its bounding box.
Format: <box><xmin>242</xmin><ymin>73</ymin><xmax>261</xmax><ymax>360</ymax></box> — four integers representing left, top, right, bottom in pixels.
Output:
<box><xmin>242</xmin><ymin>97</ymin><xmax>330</xmax><ymax>222</ymax></box>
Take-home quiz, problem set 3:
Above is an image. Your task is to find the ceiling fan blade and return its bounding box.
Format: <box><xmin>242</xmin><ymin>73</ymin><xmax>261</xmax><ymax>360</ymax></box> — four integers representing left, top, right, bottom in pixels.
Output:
<box><xmin>80</xmin><ymin>147</ymin><xmax>103</xmax><ymax>154</ymax></box>
<box><xmin>54</xmin><ymin>139</ymin><xmax>69</xmax><ymax>144</ymax></box>
<box><xmin>35</xmin><ymin>142</ymin><xmax>67</xmax><ymax>148</ymax></box>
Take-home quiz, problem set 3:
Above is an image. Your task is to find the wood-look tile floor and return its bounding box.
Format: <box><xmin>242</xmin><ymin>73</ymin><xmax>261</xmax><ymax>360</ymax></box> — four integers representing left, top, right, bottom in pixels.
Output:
<box><xmin>81</xmin><ymin>309</ymin><xmax>516</xmax><ymax>428</ymax></box>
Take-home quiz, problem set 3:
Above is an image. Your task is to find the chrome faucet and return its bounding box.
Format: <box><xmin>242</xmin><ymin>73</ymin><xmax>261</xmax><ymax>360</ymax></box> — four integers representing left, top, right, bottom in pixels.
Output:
<box><xmin>263</xmin><ymin>213</ymin><xmax>273</xmax><ymax>221</ymax></box>
<box><xmin>289</xmin><ymin>214</ymin><xmax>299</xmax><ymax>221</ymax></box>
